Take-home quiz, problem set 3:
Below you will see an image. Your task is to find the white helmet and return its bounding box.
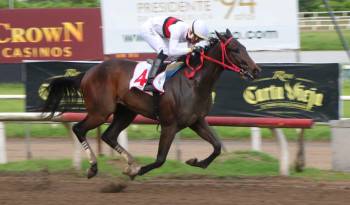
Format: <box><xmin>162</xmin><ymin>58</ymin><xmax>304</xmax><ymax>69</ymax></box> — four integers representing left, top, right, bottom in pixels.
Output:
<box><xmin>191</xmin><ymin>20</ymin><xmax>209</xmax><ymax>40</ymax></box>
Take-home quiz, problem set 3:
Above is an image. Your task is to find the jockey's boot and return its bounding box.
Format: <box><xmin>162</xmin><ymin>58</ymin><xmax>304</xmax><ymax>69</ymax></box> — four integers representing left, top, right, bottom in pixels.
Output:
<box><xmin>144</xmin><ymin>51</ymin><xmax>168</xmax><ymax>92</ymax></box>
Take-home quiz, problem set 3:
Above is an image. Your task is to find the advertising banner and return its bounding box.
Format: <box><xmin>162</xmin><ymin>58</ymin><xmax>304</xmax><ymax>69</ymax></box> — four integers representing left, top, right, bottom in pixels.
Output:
<box><xmin>211</xmin><ymin>63</ymin><xmax>340</xmax><ymax>122</ymax></box>
<box><xmin>25</xmin><ymin>61</ymin><xmax>97</xmax><ymax>112</ymax></box>
<box><xmin>26</xmin><ymin>62</ymin><xmax>339</xmax><ymax>122</ymax></box>
<box><xmin>101</xmin><ymin>0</ymin><xmax>300</xmax><ymax>54</ymax></box>
<box><xmin>0</xmin><ymin>9</ymin><xmax>103</xmax><ymax>63</ymax></box>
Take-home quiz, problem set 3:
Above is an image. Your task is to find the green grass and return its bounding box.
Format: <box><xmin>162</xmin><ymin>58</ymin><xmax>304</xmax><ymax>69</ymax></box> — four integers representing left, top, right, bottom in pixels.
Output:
<box><xmin>301</xmin><ymin>30</ymin><xmax>350</xmax><ymax>51</ymax></box>
<box><xmin>0</xmin><ymin>0</ymin><xmax>99</xmax><ymax>8</ymax></box>
<box><xmin>0</xmin><ymin>158</ymin><xmax>72</xmax><ymax>172</ymax></box>
<box><xmin>292</xmin><ymin>168</ymin><xmax>350</xmax><ymax>181</ymax></box>
<box><xmin>0</xmin><ymin>151</ymin><xmax>279</xmax><ymax>178</ymax></box>
<box><xmin>344</xmin><ymin>80</ymin><xmax>350</xmax><ymax>95</ymax></box>
<box><xmin>0</xmin><ymin>83</ymin><xmax>24</xmax><ymax>94</ymax></box>
<box><xmin>1</xmin><ymin>151</ymin><xmax>350</xmax><ymax>181</ymax></box>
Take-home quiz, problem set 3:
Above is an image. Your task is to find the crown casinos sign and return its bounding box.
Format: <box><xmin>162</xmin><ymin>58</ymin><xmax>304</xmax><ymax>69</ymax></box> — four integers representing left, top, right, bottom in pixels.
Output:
<box><xmin>210</xmin><ymin>63</ymin><xmax>340</xmax><ymax>122</ymax></box>
<box><xmin>0</xmin><ymin>9</ymin><xmax>103</xmax><ymax>63</ymax></box>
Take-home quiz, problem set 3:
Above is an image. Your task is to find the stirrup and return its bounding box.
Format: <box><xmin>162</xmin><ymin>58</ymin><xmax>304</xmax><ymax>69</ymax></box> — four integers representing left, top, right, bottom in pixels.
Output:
<box><xmin>144</xmin><ymin>85</ymin><xmax>155</xmax><ymax>92</ymax></box>
<box><xmin>144</xmin><ymin>80</ymin><xmax>156</xmax><ymax>92</ymax></box>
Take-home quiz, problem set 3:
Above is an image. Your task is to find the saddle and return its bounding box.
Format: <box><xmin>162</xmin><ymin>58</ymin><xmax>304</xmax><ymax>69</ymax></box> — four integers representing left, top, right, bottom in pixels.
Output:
<box><xmin>146</xmin><ymin>59</ymin><xmax>185</xmax><ymax>79</ymax></box>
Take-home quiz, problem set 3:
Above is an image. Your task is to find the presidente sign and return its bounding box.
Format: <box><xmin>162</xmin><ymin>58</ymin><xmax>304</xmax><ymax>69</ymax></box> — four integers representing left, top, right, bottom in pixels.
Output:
<box><xmin>210</xmin><ymin>63</ymin><xmax>340</xmax><ymax>122</ymax></box>
<box><xmin>0</xmin><ymin>9</ymin><xmax>103</xmax><ymax>63</ymax></box>
<box><xmin>101</xmin><ymin>0</ymin><xmax>299</xmax><ymax>54</ymax></box>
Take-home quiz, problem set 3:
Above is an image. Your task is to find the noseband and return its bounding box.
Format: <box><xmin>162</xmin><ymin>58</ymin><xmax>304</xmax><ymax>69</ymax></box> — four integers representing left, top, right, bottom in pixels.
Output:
<box><xmin>185</xmin><ymin>36</ymin><xmax>242</xmax><ymax>79</ymax></box>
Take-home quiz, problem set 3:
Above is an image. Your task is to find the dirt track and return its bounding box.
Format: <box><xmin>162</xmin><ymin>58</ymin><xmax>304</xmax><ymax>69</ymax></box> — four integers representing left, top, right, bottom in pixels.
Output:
<box><xmin>0</xmin><ymin>173</ymin><xmax>350</xmax><ymax>205</ymax></box>
<box><xmin>2</xmin><ymin>139</ymin><xmax>349</xmax><ymax>205</ymax></box>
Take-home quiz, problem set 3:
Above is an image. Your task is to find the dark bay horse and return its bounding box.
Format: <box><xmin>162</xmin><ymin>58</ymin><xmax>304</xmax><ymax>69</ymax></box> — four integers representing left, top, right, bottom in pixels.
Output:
<box><xmin>42</xmin><ymin>29</ymin><xmax>261</xmax><ymax>179</ymax></box>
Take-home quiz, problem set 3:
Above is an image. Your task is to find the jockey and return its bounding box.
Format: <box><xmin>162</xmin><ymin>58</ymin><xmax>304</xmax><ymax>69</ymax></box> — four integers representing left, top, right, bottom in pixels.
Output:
<box><xmin>140</xmin><ymin>16</ymin><xmax>209</xmax><ymax>92</ymax></box>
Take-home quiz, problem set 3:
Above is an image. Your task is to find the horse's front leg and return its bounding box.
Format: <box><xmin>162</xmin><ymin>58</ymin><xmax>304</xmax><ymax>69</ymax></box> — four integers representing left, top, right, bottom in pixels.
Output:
<box><xmin>186</xmin><ymin>118</ymin><xmax>222</xmax><ymax>168</ymax></box>
<box><xmin>134</xmin><ymin>124</ymin><xmax>178</xmax><ymax>177</ymax></box>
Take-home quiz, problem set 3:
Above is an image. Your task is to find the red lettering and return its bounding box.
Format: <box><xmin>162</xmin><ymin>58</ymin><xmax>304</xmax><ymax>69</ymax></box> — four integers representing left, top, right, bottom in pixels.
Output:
<box><xmin>134</xmin><ymin>69</ymin><xmax>148</xmax><ymax>86</ymax></box>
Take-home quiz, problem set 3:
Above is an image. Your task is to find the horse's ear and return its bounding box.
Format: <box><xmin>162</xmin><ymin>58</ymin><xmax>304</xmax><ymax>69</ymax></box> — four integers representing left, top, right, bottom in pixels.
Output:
<box><xmin>226</xmin><ymin>29</ymin><xmax>232</xmax><ymax>37</ymax></box>
<box><xmin>215</xmin><ymin>30</ymin><xmax>225</xmax><ymax>42</ymax></box>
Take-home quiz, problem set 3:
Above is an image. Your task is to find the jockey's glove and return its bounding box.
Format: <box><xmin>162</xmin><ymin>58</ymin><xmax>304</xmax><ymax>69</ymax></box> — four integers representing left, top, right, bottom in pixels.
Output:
<box><xmin>191</xmin><ymin>46</ymin><xmax>202</xmax><ymax>54</ymax></box>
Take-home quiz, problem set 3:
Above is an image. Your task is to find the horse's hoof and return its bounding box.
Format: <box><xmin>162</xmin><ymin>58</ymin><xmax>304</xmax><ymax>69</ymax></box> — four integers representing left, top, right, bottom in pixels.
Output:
<box><xmin>87</xmin><ymin>163</ymin><xmax>98</xmax><ymax>179</ymax></box>
<box><xmin>186</xmin><ymin>158</ymin><xmax>198</xmax><ymax>166</ymax></box>
<box><xmin>122</xmin><ymin>164</ymin><xmax>141</xmax><ymax>180</ymax></box>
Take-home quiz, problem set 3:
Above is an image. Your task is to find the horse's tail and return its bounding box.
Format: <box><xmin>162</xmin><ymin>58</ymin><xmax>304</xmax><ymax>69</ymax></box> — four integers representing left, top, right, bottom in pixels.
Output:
<box><xmin>42</xmin><ymin>73</ymin><xmax>85</xmax><ymax>117</ymax></box>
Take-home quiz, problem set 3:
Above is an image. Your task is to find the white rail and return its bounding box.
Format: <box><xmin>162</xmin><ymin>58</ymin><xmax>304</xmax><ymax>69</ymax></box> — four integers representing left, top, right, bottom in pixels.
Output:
<box><xmin>0</xmin><ymin>95</ymin><xmax>25</xmax><ymax>99</ymax></box>
<box><xmin>341</xmin><ymin>96</ymin><xmax>350</xmax><ymax>100</ymax></box>
<box><xmin>299</xmin><ymin>11</ymin><xmax>350</xmax><ymax>31</ymax></box>
<box><xmin>299</xmin><ymin>11</ymin><xmax>350</xmax><ymax>18</ymax></box>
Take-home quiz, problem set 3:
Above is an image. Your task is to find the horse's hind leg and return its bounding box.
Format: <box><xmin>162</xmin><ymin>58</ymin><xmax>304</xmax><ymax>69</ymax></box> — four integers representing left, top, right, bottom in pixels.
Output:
<box><xmin>100</xmin><ymin>105</ymin><xmax>141</xmax><ymax>176</ymax></box>
<box><xmin>186</xmin><ymin>118</ymin><xmax>222</xmax><ymax>168</ymax></box>
<box><xmin>72</xmin><ymin>113</ymin><xmax>107</xmax><ymax>178</ymax></box>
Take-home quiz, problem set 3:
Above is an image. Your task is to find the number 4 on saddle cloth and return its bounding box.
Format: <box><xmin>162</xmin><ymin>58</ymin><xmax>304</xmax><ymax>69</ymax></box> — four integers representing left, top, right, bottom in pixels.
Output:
<box><xmin>129</xmin><ymin>60</ymin><xmax>184</xmax><ymax>94</ymax></box>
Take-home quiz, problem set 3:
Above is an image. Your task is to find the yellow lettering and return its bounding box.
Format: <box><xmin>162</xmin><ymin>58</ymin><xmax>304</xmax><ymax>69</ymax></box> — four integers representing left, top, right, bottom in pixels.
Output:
<box><xmin>42</xmin><ymin>27</ymin><xmax>63</xmax><ymax>42</ymax></box>
<box><xmin>62</xmin><ymin>22</ymin><xmax>84</xmax><ymax>42</ymax></box>
<box><xmin>0</xmin><ymin>23</ymin><xmax>11</xmax><ymax>43</ymax></box>
<box><xmin>63</xmin><ymin>47</ymin><xmax>72</xmax><ymax>57</ymax></box>
<box><xmin>255</xmin><ymin>88</ymin><xmax>270</xmax><ymax>102</ymax></box>
<box><xmin>39</xmin><ymin>47</ymin><xmax>50</xmax><ymax>57</ymax></box>
<box><xmin>51</xmin><ymin>47</ymin><xmax>63</xmax><ymax>57</ymax></box>
<box><xmin>315</xmin><ymin>94</ymin><xmax>323</xmax><ymax>106</ymax></box>
<box><xmin>23</xmin><ymin>47</ymin><xmax>32</xmax><ymax>57</ymax></box>
<box><xmin>1</xmin><ymin>48</ymin><xmax>12</xmax><ymax>58</ymax></box>
<box><xmin>11</xmin><ymin>28</ymin><xmax>26</xmax><ymax>42</ymax></box>
<box><xmin>294</xmin><ymin>83</ymin><xmax>307</xmax><ymax>102</ymax></box>
<box><xmin>12</xmin><ymin>48</ymin><xmax>23</xmax><ymax>57</ymax></box>
<box><xmin>32</xmin><ymin>47</ymin><xmax>38</xmax><ymax>57</ymax></box>
<box><xmin>243</xmin><ymin>86</ymin><xmax>258</xmax><ymax>104</ymax></box>
<box><xmin>285</xmin><ymin>82</ymin><xmax>295</xmax><ymax>100</ymax></box>
<box><xmin>26</xmin><ymin>27</ymin><xmax>43</xmax><ymax>43</ymax></box>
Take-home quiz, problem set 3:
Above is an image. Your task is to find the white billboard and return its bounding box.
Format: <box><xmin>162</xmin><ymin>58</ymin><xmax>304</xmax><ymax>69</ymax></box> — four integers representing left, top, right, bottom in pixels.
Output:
<box><xmin>101</xmin><ymin>0</ymin><xmax>299</xmax><ymax>54</ymax></box>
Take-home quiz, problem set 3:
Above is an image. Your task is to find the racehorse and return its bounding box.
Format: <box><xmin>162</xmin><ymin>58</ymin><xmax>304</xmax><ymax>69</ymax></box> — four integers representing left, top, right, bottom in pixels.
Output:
<box><xmin>42</xmin><ymin>29</ymin><xmax>261</xmax><ymax>179</ymax></box>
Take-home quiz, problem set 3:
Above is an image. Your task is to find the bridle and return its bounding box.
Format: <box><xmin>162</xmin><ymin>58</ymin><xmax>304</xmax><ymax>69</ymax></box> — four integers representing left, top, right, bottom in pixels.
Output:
<box><xmin>184</xmin><ymin>36</ymin><xmax>242</xmax><ymax>79</ymax></box>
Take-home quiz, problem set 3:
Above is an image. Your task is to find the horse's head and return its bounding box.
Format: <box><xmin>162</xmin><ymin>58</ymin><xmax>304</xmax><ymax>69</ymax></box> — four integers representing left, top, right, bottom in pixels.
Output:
<box><xmin>214</xmin><ymin>29</ymin><xmax>261</xmax><ymax>80</ymax></box>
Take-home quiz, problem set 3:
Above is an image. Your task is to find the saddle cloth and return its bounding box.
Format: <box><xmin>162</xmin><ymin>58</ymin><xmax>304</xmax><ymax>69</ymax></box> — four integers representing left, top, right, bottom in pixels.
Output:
<box><xmin>129</xmin><ymin>61</ymin><xmax>183</xmax><ymax>93</ymax></box>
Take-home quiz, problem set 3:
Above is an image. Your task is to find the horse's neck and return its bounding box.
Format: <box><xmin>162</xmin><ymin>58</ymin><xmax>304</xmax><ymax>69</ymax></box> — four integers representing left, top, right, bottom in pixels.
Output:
<box><xmin>195</xmin><ymin>43</ymin><xmax>223</xmax><ymax>93</ymax></box>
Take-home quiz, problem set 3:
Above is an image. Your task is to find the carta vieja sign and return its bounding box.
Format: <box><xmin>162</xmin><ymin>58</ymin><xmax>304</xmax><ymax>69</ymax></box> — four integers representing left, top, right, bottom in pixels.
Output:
<box><xmin>210</xmin><ymin>63</ymin><xmax>340</xmax><ymax>122</ymax></box>
<box><xmin>26</xmin><ymin>62</ymin><xmax>339</xmax><ymax>122</ymax></box>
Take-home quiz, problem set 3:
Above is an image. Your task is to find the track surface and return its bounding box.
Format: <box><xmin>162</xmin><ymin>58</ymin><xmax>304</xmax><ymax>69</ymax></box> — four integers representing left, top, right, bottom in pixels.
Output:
<box><xmin>0</xmin><ymin>173</ymin><xmax>350</xmax><ymax>205</ymax></box>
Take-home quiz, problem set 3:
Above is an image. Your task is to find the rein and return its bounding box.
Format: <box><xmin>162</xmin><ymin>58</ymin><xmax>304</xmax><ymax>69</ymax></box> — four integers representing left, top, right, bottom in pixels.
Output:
<box><xmin>184</xmin><ymin>36</ymin><xmax>241</xmax><ymax>79</ymax></box>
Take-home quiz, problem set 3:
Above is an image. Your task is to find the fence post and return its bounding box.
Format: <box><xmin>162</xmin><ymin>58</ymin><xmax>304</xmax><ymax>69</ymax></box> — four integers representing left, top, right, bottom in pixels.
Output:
<box><xmin>271</xmin><ymin>128</ymin><xmax>289</xmax><ymax>176</ymax></box>
<box><xmin>0</xmin><ymin>122</ymin><xmax>7</xmax><ymax>164</ymax></box>
<box><xmin>295</xmin><ymin>128</ymin><xmax>305</xmax><ymax>172</ymax></box>
<box><xmin>25</xmin><ymin>124</ymin><xmax>32</xmax><ymax>160</ymax></box>
<box><xmin>174</xmin><ymin>133</ymin><xmax>182</xmax><ymax>161</ymax></box>
<box><xmin>251</xmin><ymin>127</ymin><xmax>261</xmax><ymax>151</ymax></box>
